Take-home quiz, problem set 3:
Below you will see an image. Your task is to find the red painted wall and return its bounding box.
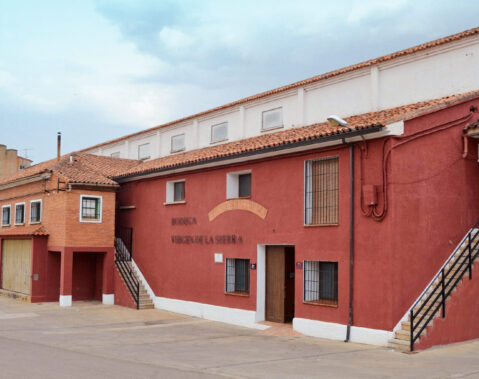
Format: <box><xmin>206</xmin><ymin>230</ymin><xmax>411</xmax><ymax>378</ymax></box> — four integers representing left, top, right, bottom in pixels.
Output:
<box><xmin>72</xmin><ymin>253</ymin><xmax>102</xmax><ymax>301</ymax></box>
<box><xmin>118</xmin><ymin>98</ymin><xmax>479</xmax><ymax>332</ymax></box>
<box><xmin>113</xmin><ymin>267</ymin><xmax>137</xmax><ymax>309</ymax></box>
<box><xmin>415</xmin><ymin>262</ymin><xmax>479</xmax><ymax>350</ymax></box>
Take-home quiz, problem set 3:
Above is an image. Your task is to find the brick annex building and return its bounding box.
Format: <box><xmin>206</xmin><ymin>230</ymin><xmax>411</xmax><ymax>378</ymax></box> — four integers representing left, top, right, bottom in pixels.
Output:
<box><xmin>2</xmin><ymin>28</ymin><xmax>479</xmax><ymax>351</ymax></box>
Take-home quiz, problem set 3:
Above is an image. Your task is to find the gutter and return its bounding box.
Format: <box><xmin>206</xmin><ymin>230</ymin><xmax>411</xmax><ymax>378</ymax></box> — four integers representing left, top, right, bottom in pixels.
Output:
<box><xmin>116</xmin><ymin>125</ymin><xmax>383</xmax><ymax>183</ymax></box>
<box><xmin>345</xmin><ymin>142</ymin><xmax>354</xmax><ymax>342</ymax></box>
<box><xmin>0</xmin><ymin>172</ymin><xmax>51</xmax><ymax>191</ymax></box>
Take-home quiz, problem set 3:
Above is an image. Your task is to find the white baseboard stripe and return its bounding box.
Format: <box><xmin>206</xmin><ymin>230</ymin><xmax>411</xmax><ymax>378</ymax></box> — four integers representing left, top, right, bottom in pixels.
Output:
<box><xmin>155</xmin><ymin>296</ymin><xmax>268</xmax><ymax>330</ymax></box>
<box><xmin>102</xmin><ymin>294</ymin><xmax>115</xmax><ymax>305</ymax></box>
<box><xmin>293</xmin><ymin>317</ymin><xmax>393</xmax><ymax>346</ymax></box>
<box><xmin>59</xmin><ymin>295</ymin><xmax>72</xmax><ymax>307</ymax></box>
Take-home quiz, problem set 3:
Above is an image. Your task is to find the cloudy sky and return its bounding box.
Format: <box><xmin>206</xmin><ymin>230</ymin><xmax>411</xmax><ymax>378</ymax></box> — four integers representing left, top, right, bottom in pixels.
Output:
<box><xmin>0</xmin><ymin>0</ymin><xmax>477</xmax><ymax>163</ymax></box>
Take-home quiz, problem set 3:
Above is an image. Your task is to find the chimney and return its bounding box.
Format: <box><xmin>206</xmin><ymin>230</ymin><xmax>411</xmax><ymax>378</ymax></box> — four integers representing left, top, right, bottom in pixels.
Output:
<box><xmin>57</xmin><ymin>132</ymin><xmax>61</xmax><ymax>161</ymax></box>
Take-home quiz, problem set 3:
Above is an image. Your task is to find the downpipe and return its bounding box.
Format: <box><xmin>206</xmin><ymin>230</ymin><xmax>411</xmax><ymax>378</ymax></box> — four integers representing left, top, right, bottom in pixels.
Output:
<box><xmin>345</xmin><ymin>142</ymin><xmax>354</xmax><ymax>342</ymax></box>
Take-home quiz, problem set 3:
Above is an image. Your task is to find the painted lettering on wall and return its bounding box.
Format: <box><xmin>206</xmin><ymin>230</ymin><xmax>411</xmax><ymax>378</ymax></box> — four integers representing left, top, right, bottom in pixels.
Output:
<box><xmin>171</xmin><ymin>235</ymin><xmax>243</xmax><ymax>244</ymax></box>
<box><xmin>171</xmin><ymin>217</ymin><xmax>197</xmax><ymax>225</ymax></box>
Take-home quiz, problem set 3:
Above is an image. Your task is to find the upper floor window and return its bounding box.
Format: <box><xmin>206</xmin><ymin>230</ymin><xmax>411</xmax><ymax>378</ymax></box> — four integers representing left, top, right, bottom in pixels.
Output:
<box><xmin>111</xmin><ymin>152</ymin><xmax>120</xmax><ymax>158</ymax></box>
<box><xmin>171</xmin><ymin>134</ymin><xmax>185</xmax><ymax>153</ymax></box>
<box><xmin>2</xmin><ymin>205</ymin><xmax>11</xmax><ymax>226</ymax></box>
<box><xmin>166</xmin><ymin>179</ymin><xmax>186</xmax><ymax>204</ymax></box>
<box><xmin>80</xmin><ymin>195</ymin><xmax>102</xmax><ymax>223</ymax></box>
<box><xmin>211</xmin><ymin>122</ymin><xmax>228</xmax><ymax>143</ymax></box>
<box><xmin>262</xmin><ymin>107</ymin><xmax>283</xmax><ymax>131</ymax></box>
<box><xmin>226</xmin><ymin>170</ymin><xmax>251</xmax><ymax>199</ymax></box>
<box><xmin>14</xmin><ymin>203</ymin><xmax>25</xmax><ymax>225</ymax></box>
<box><xmin>30</xmin><ymin>200</ymin><xmax>42</xmax><ymax>223</ymax></box>
<box><xmin>138</xmin><ymin>143</ymin><xmax>150</xmax><ymax>160</ymax></box>
<box><xmin>305</xmin><ymin>157</ymin><xmax>339</xmax><ymax>225</ymax></box>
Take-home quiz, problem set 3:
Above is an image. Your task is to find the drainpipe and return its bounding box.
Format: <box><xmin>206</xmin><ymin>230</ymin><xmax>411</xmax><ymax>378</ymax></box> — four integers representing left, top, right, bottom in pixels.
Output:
<box><xmin>345</xmin><ymin>142</ymin><xmax>354</xmax><ymax>342</ymax></box>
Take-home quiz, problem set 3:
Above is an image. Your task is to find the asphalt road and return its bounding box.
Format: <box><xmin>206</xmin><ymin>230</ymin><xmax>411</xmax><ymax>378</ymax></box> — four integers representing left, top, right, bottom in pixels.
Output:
<box><xmin>0</xmin><ymin>297</ymin><xmax>478</xmax><ymax>378</ymax></box>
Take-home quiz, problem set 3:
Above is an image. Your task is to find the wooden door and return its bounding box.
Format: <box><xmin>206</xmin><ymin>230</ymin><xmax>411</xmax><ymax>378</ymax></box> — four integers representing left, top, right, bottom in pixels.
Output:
<box><xmin>266</xmin><ymin>246</ymin><xmax>285</xmax><ymax>322</ymax></box>
<box><xmin>2</xmin><ymin>239</ymin><xmax>32</xmax><ymax>295</ymax></box>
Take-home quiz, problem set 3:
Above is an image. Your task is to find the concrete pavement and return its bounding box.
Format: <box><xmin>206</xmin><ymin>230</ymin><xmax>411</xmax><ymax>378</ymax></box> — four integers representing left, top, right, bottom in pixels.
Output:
<box><xmin>0</xmin><ymin>297</ymin><xmax>478</xmax><ymax>378</ymax></box>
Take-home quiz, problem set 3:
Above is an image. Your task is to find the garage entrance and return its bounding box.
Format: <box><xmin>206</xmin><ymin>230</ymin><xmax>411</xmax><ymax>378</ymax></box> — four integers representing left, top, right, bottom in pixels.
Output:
<box><xmin>265</xmin><ymin>246</ymin><xmax>295</xmax><ymax>323</ymax></box>
<box><xmin>1</xmin><ymin>239</ymin><xmax>32</xmax><ymax>295</ymax></box>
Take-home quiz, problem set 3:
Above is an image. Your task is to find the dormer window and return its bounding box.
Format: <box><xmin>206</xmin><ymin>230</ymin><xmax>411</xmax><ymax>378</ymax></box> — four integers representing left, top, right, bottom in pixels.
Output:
<box><xmin>211</xmin><ymin>122</ymin><xmax>228</xmax><ymax>143</ymax></box>
<box><xmin>262</xmin><ymin>107</ymin><xmax>283</xmax><ymax>131</ymax></box>
<box><xmin>171</xmin><ymin>134</ymin><xmax>185</xmax><ymax>153</ymax></box>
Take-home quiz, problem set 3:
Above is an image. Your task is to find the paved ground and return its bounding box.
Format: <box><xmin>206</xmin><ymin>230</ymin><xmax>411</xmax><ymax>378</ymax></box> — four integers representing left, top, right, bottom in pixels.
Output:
<box><xmin>0</xmin><ymin>297</ymin><xmax>478</xmax><ymax>378</ymax></box>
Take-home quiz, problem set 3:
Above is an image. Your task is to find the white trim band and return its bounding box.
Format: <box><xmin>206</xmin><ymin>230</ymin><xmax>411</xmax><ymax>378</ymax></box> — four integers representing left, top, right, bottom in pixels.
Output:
<box><xmin>293</xmin><ymin>317</ymin><xmax>393</xmax><ymax>346</ymax></box>
<box><xmin>102</xmin><ymin>294</ymin><xmax>115</xmax><ymax>305</ymax></box>
<box><xmin>59</xmin><ymin>295</ymin><xmax>72</xmax><ymax>307</ymax></box>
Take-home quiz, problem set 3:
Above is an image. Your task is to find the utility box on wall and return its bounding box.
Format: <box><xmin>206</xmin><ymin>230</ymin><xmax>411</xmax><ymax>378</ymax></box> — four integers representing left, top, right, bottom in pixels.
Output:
<box><xmin>363</xmin><ymin>184</ymin><xmax>378</xmax><ymax>206</ymax></box>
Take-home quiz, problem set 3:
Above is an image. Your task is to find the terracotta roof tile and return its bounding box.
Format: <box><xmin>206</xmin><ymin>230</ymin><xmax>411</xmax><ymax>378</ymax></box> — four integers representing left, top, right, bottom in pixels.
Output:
<box><xmin>0</xmin><ymin>225</ymin><xmax>49</xmax><ymax>237</ymax></box>
<box><xmin>0</xmin><ymin>154</ymin><xmax>142</xmax><ymax>187</ymax></box>
<box><xmin>82</xmin><ymin>27</ymin><xmax>479</xmax><ymax>152</ymax></box>
<box><xmin>117</xmin><ymin>90</ymin><xmax>479</xmax><ymax>179</ymax></box>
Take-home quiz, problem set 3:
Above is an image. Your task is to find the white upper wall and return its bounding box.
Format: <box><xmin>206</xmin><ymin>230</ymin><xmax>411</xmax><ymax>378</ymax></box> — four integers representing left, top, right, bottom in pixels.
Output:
<box><xmin>85</xmin><ymin>34</ymin><xmax>479</xmax><ymax>161</ymax></box>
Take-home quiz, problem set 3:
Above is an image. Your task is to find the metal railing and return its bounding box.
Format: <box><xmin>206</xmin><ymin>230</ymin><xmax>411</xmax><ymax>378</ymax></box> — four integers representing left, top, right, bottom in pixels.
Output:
<box><xmin>116</xmin><ymin>226</ymin><xmax>133</xmax><ymax>257</ymax></box>
<box><xmin>409</xmin><ymin>222</ymin><xmax>479</xmax><ymax>351</ymax></box>
<box><xmin>114</xmin><ymin>232</ymin><xmax>140</xmax><ymax>309</ymax></box>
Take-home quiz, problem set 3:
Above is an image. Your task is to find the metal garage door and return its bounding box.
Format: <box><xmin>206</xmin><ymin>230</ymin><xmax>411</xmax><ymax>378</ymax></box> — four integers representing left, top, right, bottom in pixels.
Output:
<box><xmin>1</xmin><ymin>239</ymin><xmax>32</xmax><ymax>295</ymax></box>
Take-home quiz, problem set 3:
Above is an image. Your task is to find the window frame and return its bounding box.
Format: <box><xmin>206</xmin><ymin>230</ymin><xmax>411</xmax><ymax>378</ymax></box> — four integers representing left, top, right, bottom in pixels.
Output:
<box><xmin>138</xmin><ymin>143</ymin><xmax>151</xmax><ymax>160</ymax></box>
<box><xmin>165</xmin><ymin>179</ymin><xmax>186</xmax><ymax>205</ymax></box>
<box><xmin>110</xmin><ymin>152</ymin><xmax>121</xmax><ymax>158</ymax></box>
<box><xmin>226</xmin><ymin>170</ymin><xmax>252</xmax><ymax>199</ymax></box>
<box><xmin>211</xmin><ymin>122</ymin><xmax>228</xmax><ymax>144</ymax></box>
<box><xmin>303</xmin><ymin>260</ymin><xmax>338</xmax><ymax>307</ymax></box>
<box><xmin>14</xmin><ymin>202</ymin><xmax>26</xmax><ymax>225</ymax></box>
<box><xmin>304</xmin><ymin>156</ymin><xmax>339</xmax><ymax>226</ymax></box>
<box><xmin>29</xmin><ymin>199</ymin><xmax>42</xmax><ymax>224</ymax></box>
<box><xmin>225</xmin><ymin>258</ymin><xmax>250</xmax><ymax>296</ymax></box>
<box><xmin>261</xmin><ymin>107</ymin><xmax>283</xmax><ymax>131</ymax></box>
<box><xmin>1</xmin><ymin>204</ymin><xmax>11</xmax><ymax>226</ymax></box>
<box><xmin>171</xmin><ymin>133</ymin><xmax>186</xmax><ymax>153</ymax></box>
<box><xmin>79</xmin><ymin>195</ymin><xmax>103</xmax><ymax>223</ymax></box>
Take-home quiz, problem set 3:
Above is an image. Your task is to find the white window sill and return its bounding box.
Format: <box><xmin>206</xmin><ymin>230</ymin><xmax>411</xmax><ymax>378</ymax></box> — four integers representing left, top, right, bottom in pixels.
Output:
<box><xmin>170</xmin><ymin>149</ymin><xmax>185</xmax><ymax>154</ymax></box>
<box><xmin>210</xmin><ymin>138</ymin><xmax>228</xmax><ymax>145</ymax></box>
<box><xmin>80</xmin><ymin>219</ymin><xmax>102</xmax><ymax>223</ymax></box>
<box><xmin>1</xmin><ymin>224</ymin><xmax>11</xmax><ymax>227</ymax></box>
<box><xmin>261</xmin><ymin>125</ymin><xmax>284</xmax><ymax>133</ymax></box>
<box><xmin>164</xmin><ymin>201</ymin><xmax>186</xmax><ymax>206</ymax></box>
<box><xmin>29</xmin><ymin>221</ymin><xmax>41</xmax><ymax>225</ymax></box>
<box><xmin>14</xmin><ymin>223</ymin><xmax>25</xmax><ymax>226</ymax></box>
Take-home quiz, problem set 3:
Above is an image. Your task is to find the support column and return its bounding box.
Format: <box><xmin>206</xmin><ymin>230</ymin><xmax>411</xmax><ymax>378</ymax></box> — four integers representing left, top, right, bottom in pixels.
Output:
<box><xmin>59</xmin><ymin>248</ymin><xmax>73</xmax><ymax>306</ymax></box>
<box><xmin>102</xmin><ymin>247</ymin><xmax>115</xmax><ymax>305</ymax></box>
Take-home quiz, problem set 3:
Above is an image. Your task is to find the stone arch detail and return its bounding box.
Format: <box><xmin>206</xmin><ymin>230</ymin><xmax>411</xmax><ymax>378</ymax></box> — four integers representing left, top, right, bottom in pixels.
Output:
<box><xmin>208</xmin><ymin>199</ymin><xmax>268</xmax><ymax>221</ymax></box>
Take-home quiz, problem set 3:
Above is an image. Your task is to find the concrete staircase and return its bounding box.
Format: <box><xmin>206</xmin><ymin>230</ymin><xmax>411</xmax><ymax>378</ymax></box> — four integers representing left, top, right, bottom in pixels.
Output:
<box><xmin>388</xmin><ymin>229</ymin><xmax>479</xmax><ymax>351</ymax></box>
<box><xmin>115</xmin><ymin>262</ymin><xmax>154</xmax><ymax>310</ymax></box>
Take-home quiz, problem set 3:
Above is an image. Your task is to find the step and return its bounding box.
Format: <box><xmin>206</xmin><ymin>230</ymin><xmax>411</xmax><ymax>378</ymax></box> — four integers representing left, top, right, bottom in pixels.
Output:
<box><xmin>139</xmin><ymin>303</ymin><xmax>155</xmax><ymax>310</ymax></box>
<box><xmin>388</xmin><ymin>338</ymin><xmax>411</xmax><ymax>352</ymax></box>
<box><xmin>394</xmin><ymin>329</ymin><xmax>411</xmax><ymax>341</ymax></box>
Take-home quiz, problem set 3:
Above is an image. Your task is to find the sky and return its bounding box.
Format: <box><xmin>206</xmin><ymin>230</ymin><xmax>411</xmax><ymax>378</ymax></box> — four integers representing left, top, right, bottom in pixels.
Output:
<box><xmin>0</xmin><ymin>0</ymin><xmax>478</xmax><ymax>163</ymax></box>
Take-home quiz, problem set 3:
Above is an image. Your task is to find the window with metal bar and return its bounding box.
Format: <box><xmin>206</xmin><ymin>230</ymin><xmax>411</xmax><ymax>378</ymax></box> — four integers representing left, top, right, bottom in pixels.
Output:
<box><xmin>30</xmin><ymin>201</ymin><xmax>41</xmax><ymax>223</ymax></box>
<box><xmin>225</xmin><ymin>258</ymin><xmax>250</xmax><ymax>294</ymax></box>
<box><xmin>81</xmin><ymin>197</ymin><xmax>101</xmax><ymax>220</ymax></box>
<box><xmin>2</xmin><ymin>205</ymin><xmax>11</xmax><ymax>226</ymax></box>
<box><xmin>303</xmin><ymin>261</ymin><xmax>338</xmax><ymax>305</ymax></box>
<box><xmin>14</xmin><ymin>203</ymin><xmax>25</xmax><ymax>224</ymax></box>
<box><xmin>305</xmin><ymin>157</ymin><xmax>339</xmax><ymax>225</ymax></box>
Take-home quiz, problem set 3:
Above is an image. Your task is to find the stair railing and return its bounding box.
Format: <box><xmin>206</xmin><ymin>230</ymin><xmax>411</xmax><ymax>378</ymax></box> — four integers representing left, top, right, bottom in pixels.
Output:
<box><xmin>409</xmin><ymin>221</ymin><xmax>479</xmax><ymax>351</ymax></box>
<box><xmin>114</xmin><ymin>234</ymin><xmax>140</xmax><ymax>309</ymax></box>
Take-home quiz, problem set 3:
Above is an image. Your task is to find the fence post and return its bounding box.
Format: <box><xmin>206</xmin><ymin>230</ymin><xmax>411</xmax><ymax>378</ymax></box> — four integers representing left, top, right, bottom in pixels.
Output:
<box><xmin>410</xmin><ymin>309</ymin><xmax>414</xmax><ymax>352</ymax></box>
<box><xmin>441</xmin><ymin>269</ymin><xmax>446</xmax><ymax>318</ymax></box>
<box><xmin>468</xmin><ymin>233</ymin><xmax>472</xmax><ymax>280</ymax></box>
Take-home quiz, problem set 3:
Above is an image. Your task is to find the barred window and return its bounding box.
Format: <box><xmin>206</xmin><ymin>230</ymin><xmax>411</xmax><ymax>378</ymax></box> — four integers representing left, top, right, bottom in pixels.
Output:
<box><xmin>15</xmin><ymin>203</ymin><xmax>25</xmax><ymax>224</ymax></box>
<box><xmin>305</xmin><ymin>157</ymin><xmax>339</xmax><ymax>225</ymax></box>
<box><xmin>225</xmin><ymin>258</ymin><xmax>250</xmax><ymax>294</ymax></box>
<box><xmin>304</xmin><ymin>261</ymin><xmax>338</xmax><ymax>305</ymax></box>
<box><xmin>81</xmin><ymin>196</ymin><xmax>102</xmax><ymax>221</ymax></box>
<box><xmin>30</xmin><ymin>200</ymin><xmax>42</xmax><ymax>223</ymax></box>
<box><xmin>2</xmin><ymin>205</ymin><xmax>11</xmax><ymax>226</ymax></box>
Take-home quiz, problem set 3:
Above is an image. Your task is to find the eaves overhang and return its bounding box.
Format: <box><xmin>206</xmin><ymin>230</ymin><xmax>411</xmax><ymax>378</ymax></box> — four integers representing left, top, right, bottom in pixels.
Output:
<box><xmin>0</xmin><ymin>172</ymin><xmax>52</xmax><ymax>191</ymax></box>
<box><xmin>115</xmin><ymin>124</ymin><xmax>386</xmax><ymax>183</ymax></box>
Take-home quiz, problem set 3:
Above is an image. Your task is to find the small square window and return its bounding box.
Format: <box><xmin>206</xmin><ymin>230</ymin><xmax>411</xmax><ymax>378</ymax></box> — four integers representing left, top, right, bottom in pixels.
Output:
<box><xmin>30</xmin><ymin>200</ymin><xmax>42</xmax><ymax>223</ymax></box>
<box><xmin>211</xmin><ymin>122</ymin><xmax>228</xmax><ymax>143</ymax></box>
<box><xmin>111</xmin><ymin>152</ymin><xmax>120</xmax><ymax>158</ymax></box>
<box><xmin>2</xmin><ymin>205</ymin><xmax>11</xmax><ymax>226</ymax></box>
<box><xmin>14</xmin><ymin>203</ymin><xmax>25</xmax><ymax>225</ymax></box>
<box><xmin>138</xmin><ymin>143</ymin><xmax>150</xmax><ymax>160</ymax></box>
<box><xmin>225</xmin><ymin>258</ymin><xmax>250</xmax><ymax>294</ymax></box>
<box><xmin>171</xmin><ymin>134</ymin><xmax>185</xmax><ymax>153</ymax></box>
<box><xmin>238</xmin><ymin>174</ymin><xmax>251</xmax><ymax>198</ymax></box>
<box><xmin>80</xmin><ymin>196</ymin><xmax>102</xmax><ymax>222</ymax></box>
<box><xmin>174</xmin><ymin>181</ymin><xmax>185</xmax><ymax>202</ymax></box>
<box><xmin>304</xmin><ymin>261</ymin><xmax>338</xmax><ymax>306</ymax></box>
<box><xmin>166</xmin><ymin>180</ymin><xmax>186</xmax><ymax>204</ymax></box>
<box><xmin>262</xmin><ymin>107</ymin><xmax>283</xmax><ymax>131</ymax></box>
